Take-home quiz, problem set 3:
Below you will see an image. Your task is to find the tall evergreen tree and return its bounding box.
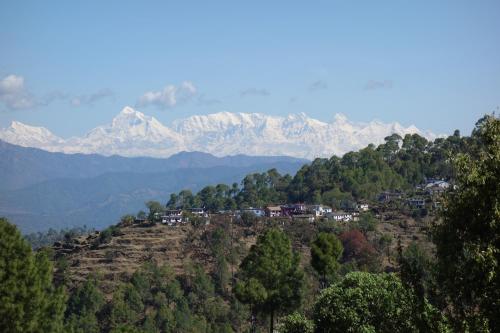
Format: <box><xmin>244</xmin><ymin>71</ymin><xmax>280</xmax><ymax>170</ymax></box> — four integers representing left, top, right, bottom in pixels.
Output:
<box><xmin>64</xmin><ymin>277</ymin><xmax>104</xmax><ymax>333</ymax></box>
<box><xmin>0</xmin><ymin>218</ymin><xmax>66</xmax><ymax>333</ymax></box>
<box><xmin>310</xmin><ymin>232</ymin><xmax>343</xmax><ymax>288</ymax></box>
<box><xmin>235</xmin><ymin>228</ymin><xmax>304</xmax><ymax>333</ymax></box>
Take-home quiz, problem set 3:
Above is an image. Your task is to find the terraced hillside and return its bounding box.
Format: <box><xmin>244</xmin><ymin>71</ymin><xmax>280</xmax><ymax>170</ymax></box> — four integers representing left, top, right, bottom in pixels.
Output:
<box><xmin>53</xmin><ymin>209</ymin><xmax>432</xmax><ymax>295</ymax></box>
<box><xmin>53</xmin><ymin>219</ymin><xmax>260</xmax><ymax>294</ymax></box>
<box><xmin>55</xmin><ymin>224</ymin><xmax>205</xmax><ymax>293</ymax></box>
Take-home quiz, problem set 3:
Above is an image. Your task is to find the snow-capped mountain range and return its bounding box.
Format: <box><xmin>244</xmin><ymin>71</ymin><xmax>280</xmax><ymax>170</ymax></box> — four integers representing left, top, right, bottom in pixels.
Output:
<box><xmin>0</xmin><ymin>106</ymin><xmax>439</xmax><ymax>159</ymax></box>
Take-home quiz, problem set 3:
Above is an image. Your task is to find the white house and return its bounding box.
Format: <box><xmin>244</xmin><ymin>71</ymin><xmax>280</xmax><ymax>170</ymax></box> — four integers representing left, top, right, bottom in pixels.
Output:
<box><xmin>308</xmin><ymin>205</ymin><xmax>333</xmax><ymax>217</ymax></box>
<box><xmin>326</xmin><ymin>211</ymin><xmax>353</xmax><ymax>222</ymax></box>
<box><xmin>162</xmin><ymin>209</ymin><xmax>183</xmax><ymax>225</ymax></box>
<box><xmin>188</xmin><ymin>207</ymin><xmax>209</xmax><ymax>217</ymax></box>
<box><xmin>425</xmin><ymin>180</ymin><xmax>450</xmax><ymax>194</ymax></box>
<box><xmin>265</xmin><ymin>206</ymin><xmax>282</xmax><ymax>217</ymax></box>
<box><xmin>357</xmin><ymin>203</ymin><xmax>369</xmax><ymax>212</ymax></box>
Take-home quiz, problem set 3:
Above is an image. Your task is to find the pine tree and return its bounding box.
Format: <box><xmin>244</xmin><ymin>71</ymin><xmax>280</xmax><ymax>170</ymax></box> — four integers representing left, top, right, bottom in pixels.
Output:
<box><xmin>310</xmin><ymin>232</ymin><xmax>343</xmax><ymax>288</ymax></box>
<box><xmin>64</xmin><ymin>277</ymin><xmax>104</xmax><ymax>333</ymax></box>
<box><xmin>235</xmin><ymin>228</ymin><xmax>304</xmax><ymax>333</ymax></box>
<box><xmin>0</xmin><ymin>218</ymin><xmax>67</xmax><ymax>333</ymax></box>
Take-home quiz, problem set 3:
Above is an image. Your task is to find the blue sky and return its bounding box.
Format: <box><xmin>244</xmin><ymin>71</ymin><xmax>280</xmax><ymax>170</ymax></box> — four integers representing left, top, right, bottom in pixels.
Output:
<box><xmin>0</xmin><ymin>0</ymin><xmax>499</xmax><ymax>137</ymax></box>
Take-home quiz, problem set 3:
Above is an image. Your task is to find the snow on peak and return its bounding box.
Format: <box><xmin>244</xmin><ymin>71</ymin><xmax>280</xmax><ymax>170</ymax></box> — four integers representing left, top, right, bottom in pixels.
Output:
<box><xmin>406</xmin><ymin>124</ymin><xmax>420</xmax><ymax>133</ymax></box>
<box><xmin>111</xmin><ymin>107</ymin><xmax>150</xmax><ymax>128</ymax></box>
<box><xmin>75</xmin><ymin>106</ymin><xmax>183</xmax><ymax>156</ymax></box>
<box><xmin>10</xmin><ymin>120</ymin><xmax>45</xmax><ymax>133</ymax></box>
<box><xmin>0</xmin><ymin>121</ymin><xmax>63</xmax><ymax>149</ymax></box>
<box><xmin>120</xmin><ymin>106</ymin><xmax>136</xmax><ymax>114</ymax></box>
<box><xmin>333</xmin><ymin>113</ymin><xmax>348</xmax><ymax>123</ymax></box>
<box><xmin>8</xmin><ymin>121</ymin><xmax>51</xmax><ymax>137</ymax></box>
<box><xmin>10</xmin><ymin>120</ymin><xmax>25</xmax><ymax>128</ymax></box>
<box><xmin>0</xmin><ymin>107</ymin><xmax>440</xmax><ymax>159</ymax></box>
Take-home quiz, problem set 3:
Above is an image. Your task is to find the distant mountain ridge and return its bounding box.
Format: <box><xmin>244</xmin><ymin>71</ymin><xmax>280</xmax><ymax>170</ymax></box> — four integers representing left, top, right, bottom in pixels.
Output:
<box><xmin>0</xmin><ymin>140</ymin><xmax>307</xmax><ymax>191</ymax></box>
<box><xmin>0</xmin><ymin>141</ymin><xmax>306</xmax><ymax>232</ymax></box>
<box><xmin>0</xmin><ymin>107</ymin><xmax>438</xmax><ymax>159</ymax></box>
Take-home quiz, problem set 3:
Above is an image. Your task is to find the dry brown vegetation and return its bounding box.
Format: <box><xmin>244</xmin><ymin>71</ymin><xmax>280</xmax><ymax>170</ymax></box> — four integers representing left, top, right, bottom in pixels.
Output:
<box><xmin>53</xmin><ymin>209</ymin><xmax>433</xmax><ymax>295</ymax></box>
<box><xmin>54</xmin><ymin>218</ymin><xmax>258</xmax><ymax>294</ymax></box>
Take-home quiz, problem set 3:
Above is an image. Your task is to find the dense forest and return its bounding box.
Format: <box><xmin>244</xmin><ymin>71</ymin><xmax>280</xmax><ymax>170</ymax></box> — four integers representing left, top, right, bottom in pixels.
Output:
<box><xmin>0</xmin><ymin>115</ymin><xmax>498</xmax><ymax>333</ymax></box>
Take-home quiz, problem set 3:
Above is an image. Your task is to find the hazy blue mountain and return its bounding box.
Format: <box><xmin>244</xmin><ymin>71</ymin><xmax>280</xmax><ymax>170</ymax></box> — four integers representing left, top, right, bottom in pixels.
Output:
<box><xmin>0</xmin><ymin>140</ymin><xmax>307</xmax><ymax>190</ymax></box>
<box><xmin>0</xmin><ymin>140</ymin><xmax>306</xmax><ymax>232</ymax></box>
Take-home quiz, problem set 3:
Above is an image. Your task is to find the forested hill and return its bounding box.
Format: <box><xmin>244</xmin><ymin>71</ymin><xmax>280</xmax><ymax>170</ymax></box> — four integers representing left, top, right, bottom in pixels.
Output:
<box><xmin>166</xmin><ymin>120</ymin><xmax>482</xmax><ymax>211</ymax></box>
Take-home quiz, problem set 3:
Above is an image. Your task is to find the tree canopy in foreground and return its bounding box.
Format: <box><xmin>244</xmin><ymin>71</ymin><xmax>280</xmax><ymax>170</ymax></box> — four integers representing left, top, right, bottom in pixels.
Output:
<box><xmin>433</xmin><ymin>115</ymin><xmax>500</xmax><ymax>331</ymax></box>
<box><xmin>0</xmin><ymin>218</ymin><xmax>66</xmax><ymax>333</ymax></box>
<box><xmin>312</xmin><ymin>272</ymin><xmax>449</xmax><ymax>333</ymax></box>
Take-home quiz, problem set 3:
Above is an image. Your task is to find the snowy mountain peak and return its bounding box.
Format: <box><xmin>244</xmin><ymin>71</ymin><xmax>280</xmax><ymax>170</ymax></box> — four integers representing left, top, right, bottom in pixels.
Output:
<box><xmin>120</xmin><ymin>106</ymin><xmax>136</xmax><ymax>115</ymax></box>
<box><xmin>111</xmin><ymin>106</ymin><xmax>150</xmax><ymax>127</ymax></box>
<box><xmin>10</xmin><ymin>120</ymin><xmax>42</xmax><ymax>132</ymax></box>
<box><xmin>82</xmin><ymin>107</ymin><xmax>182</xmax><ymax>155</ymax></box>
<box><xmin>1</xmin><ymin>121</ymin><xmax>63</xmax><ymax>149</ymax></box>
<box><xmin>0</xmin><ymin>107</ymin><xmax>441</xmax><ymax>159</ymax></box>
<box><xmin>8</xmin><ymin>121</ymin><xmax>55</xmax><ymax>138</ymax></box>
<box><xmin>10</xmin><ymin>120</ymin><xmax>24</xmax><ymax>128</ymax></box>
<box><xmin>333</xmin><ymin>113</ymin><xmax>348</xmax><ymax>123</ymax></box>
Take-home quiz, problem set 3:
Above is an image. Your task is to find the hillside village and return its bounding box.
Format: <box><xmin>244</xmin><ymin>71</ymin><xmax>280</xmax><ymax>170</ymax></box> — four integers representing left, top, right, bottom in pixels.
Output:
<box><xmin>149</xmin><ymin>177</ymin><xmax>449</xmax><ymax>226</ymax></box>
<box><xmin>51</xmin><ymin>176</ymin><xmax>448</xmax><ymax>295</ymax></box>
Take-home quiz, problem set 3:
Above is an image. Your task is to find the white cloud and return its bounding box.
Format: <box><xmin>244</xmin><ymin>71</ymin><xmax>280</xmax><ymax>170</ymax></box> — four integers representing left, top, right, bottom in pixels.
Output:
<box><xmin>137</xmin><ymin>81</ymin><xmax>197</xmax><ymax>109</ymax></box>
<box><xmin>0</xmin><ymin>75</ymin><xmax>24</xmax><ymax>93</ymax></box>
<box><xmin>0</xmin><ymin>75</ymin><xmax>36</xmax><ymax>110</ymax></box>
<box><xmin>181</xmin><ymin>81</ymin><xmax>196</xmax><ymax>95</ymax></box>
<box><xmin>0</xmin><ymin>74</ymin><xmax>114</xmax><ymax>111</ymax></box>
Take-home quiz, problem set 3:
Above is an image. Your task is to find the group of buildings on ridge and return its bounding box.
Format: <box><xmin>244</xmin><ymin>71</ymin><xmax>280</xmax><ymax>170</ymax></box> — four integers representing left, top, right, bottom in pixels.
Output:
<box><xmin>157</xmin><ymin>208</ymin><xmax>209</xmax><ymax>226</ymax></box>
<box><xmin>154</xmin><ymin>202</ymin><xmax>369</xmax><ymax>226</ymax></box>
<box><xmin>379</xmin><ymin>178</ymin><xmax>451</xmax><ymax>210</ymax></box>
<box><xmin>141</xmin><ymin>178</ymin><xmax>450</xmax><ymax>227</ymax></box>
